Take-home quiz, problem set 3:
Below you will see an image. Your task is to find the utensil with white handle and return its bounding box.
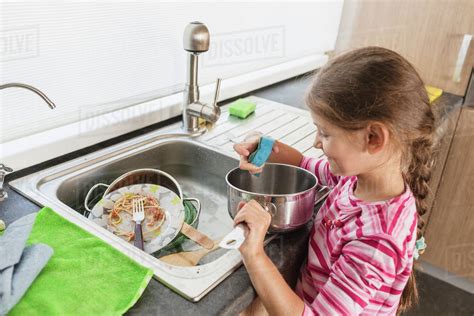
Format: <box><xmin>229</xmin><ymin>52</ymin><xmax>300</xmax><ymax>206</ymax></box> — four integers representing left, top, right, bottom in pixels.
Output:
<box><xmin>219</xmin><ymin>224</ymin><xmax>246</xmax><ymax>249</ymax></box>
<box><xmin>132</xmin><ymin>199</ymin><xmax>145</xmax><ymax>250</ymax></box>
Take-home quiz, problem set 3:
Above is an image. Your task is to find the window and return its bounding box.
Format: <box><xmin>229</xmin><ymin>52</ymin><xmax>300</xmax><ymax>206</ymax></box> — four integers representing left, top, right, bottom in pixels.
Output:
<box><xmin>0</xmin><ymin>1</ymin><xmax>343</xmax><ymax>169</ymax></box>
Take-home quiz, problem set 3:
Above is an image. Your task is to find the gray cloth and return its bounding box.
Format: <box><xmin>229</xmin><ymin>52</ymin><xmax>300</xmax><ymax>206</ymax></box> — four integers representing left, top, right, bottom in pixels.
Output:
<box><xmin>0</xmin><ymin>213</ymin><xmax>53</xmax><ymax>315</ymax></box>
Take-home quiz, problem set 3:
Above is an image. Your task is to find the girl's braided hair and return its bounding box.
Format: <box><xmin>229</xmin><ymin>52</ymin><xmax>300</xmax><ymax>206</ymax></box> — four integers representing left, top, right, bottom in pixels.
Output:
<box><xmin>305</xmin><ymin>46</ymin><xmax>435</xmax><ymax>312</ymax></box>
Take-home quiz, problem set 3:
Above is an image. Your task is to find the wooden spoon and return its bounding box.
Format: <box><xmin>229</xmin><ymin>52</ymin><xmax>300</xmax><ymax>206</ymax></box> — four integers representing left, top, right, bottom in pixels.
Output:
<box><xmin>180</xmin><ymin>222</ymin><xmax>214</xmax><ymax>250</ymax></box>
<box><xmin>159</xmin><ymin>239</ymin><xmax>222</xmax><ymax>267</ymax></box>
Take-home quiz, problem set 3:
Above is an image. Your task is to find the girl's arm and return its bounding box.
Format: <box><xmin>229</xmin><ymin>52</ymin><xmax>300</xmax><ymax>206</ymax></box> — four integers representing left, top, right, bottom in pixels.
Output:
<box><xmin>267</xmin><ymin>141</ymin><xmax>342</xmax><ymax>189</ymax></box>
<box><xmin>300</xmin><ymin>155</ymin><xmax>341</xmax><ymax>188</ymax></box>
<box><xmin>244</xmin><ymin>251</ymin><xmax>305</xmax><ymax>315</ymax></box>
<box><xmin>234</xmin><ymin>200</ymin><xmax>305</xmax><ymax>315</ymax></box>
<box><xmin>233</xmin><ymin>134</ymin><xmax>303</xmax><ymax>175</ymax></box>
<box><xmin>233</xmin><ymin>131</ymin><xmax>340</xmax><ymax>187</ymax></box>
<box><xmin>268</xmin><ymin>140</ymin><xmax>304</xmax><ymax>166</ymax></box>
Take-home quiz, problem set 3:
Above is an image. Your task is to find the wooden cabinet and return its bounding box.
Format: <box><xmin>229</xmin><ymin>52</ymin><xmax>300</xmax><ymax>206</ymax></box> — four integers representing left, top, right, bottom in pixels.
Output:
<box><xmin>423</xmin><ymin>107</ymin><xmax>474</xmax><ymax>281</ymax></box>
<box><xmin>424</xmin><ymin>101</ymin><xmax>463</xmax><ymax>228</ymax></box>
<box><xmin>335</xmin><ymin>0</ymin><xmax>474</xmax><ymax>96</ymax></box>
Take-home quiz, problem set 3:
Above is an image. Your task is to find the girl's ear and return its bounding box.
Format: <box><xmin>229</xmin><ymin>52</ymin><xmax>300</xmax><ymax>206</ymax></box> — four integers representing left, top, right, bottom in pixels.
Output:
<box><xmin>366</xmin><ymin>122</ymin><xmax>390</xmax><ymax>154</ymax></box>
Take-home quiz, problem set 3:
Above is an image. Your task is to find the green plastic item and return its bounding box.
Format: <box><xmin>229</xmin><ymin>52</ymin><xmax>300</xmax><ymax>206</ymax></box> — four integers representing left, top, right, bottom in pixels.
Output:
<box><xmin>229</xmin><ymin>98</ymin><xmax>256</xmax><ymax>119</ymax></box>
<box><xmin>160</xmin><ymin>199</ymin><xmax>199</xmax><ymax>252</ymax></box>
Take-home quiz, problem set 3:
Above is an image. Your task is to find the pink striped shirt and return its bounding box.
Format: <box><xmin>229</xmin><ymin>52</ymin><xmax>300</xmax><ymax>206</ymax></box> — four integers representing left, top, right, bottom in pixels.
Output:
<box><xmin>296</xmin><ymin>156</ymin><xmax>417</xmax><ymax>315</ymax></box>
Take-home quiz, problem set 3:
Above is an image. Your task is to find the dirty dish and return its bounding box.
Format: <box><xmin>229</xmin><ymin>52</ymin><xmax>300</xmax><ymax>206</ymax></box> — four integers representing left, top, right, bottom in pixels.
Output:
<box><xmin>88</xmin><ymin>184</ymin><xmax>185</xmax><ymax>254</ymax></box>
<box><xmin>84</xmin><ymin>168</ymin><xmax>201</xmax><ymax>228</ymax></box>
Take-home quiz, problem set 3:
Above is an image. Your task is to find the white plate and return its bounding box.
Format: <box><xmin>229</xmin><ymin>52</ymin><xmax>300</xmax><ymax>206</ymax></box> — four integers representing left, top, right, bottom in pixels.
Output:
<box><xmin>88</xmin><ymin>184</ymin><xmax>185</xmax><ymax>253</ymax></box>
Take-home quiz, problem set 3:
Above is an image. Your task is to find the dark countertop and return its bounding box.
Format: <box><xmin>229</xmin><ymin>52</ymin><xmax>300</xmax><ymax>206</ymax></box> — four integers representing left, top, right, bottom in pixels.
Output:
<box><xmin>0</xmin><ymin>74</ymin><xmax>464</xmax><ymax>316</ymax></box>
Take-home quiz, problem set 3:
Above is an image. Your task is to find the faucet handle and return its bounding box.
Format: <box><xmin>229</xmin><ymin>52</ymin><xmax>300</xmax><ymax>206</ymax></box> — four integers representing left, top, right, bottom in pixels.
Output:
<box><xmin>185</xmin><ymin>78</ymin><xmax>222</xmax><ymax>126</ymax></box>
<box><xmin>212</xmin><ymin>78</ymin><xmax>222</xmax><ymax>108</ymax></box>
<box><xmin>0</xmin><ymin>164</ymin><xmax>13</xmax><ymax>174</ymax></box>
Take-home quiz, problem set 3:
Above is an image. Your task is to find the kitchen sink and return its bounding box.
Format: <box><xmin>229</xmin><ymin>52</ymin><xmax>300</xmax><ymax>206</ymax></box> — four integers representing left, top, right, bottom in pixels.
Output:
<box><xmin>57</xmin><ymin>139</ymin><xmax>235</xmax><ymax>235</ymax></box>
<box><xmin>57</xmin><ymin>139</ymin><xmax>239</xmax><ymax>256</ymax></box>
<box><xmin>10</xmin><ymin>96</ymin><xmax>329</xmax><ymax>302</ymax></box>
<box><xmin>10</xmin><ymin>130</ymin><xmax>246</xmax><ymax>301</ymax></box>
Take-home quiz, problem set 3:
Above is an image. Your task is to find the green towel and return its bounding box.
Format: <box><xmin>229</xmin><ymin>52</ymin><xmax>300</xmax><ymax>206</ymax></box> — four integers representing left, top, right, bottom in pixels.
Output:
<box><xmin>9</xmin><ymin>207</ymin><xmax>153</xmax><ymax>316</ymax></box>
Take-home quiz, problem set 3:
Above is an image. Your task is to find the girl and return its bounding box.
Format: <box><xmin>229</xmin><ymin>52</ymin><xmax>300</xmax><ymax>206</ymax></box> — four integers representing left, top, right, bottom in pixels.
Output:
<box><xmin>234</xmin><ymin>46</ymin><xmax>435</xmax><ymax>315</ymax></box>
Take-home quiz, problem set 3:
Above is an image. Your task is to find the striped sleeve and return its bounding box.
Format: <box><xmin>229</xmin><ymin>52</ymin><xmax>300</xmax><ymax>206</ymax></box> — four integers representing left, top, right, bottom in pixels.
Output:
<box><xmin>302</xmin><ymin>237</ymin><xmax>400</xmax><ymax>316</ymax></box>
<box><xmin>299</xmin><ymin>156</ymin><xmax>341</xmax><ymax>188</ymax></box>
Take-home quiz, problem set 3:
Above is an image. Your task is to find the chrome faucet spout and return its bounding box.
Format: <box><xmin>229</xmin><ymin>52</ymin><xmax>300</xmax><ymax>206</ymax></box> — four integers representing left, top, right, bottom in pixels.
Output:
<box><xmin>0</xmin><ymin>83</ymin><xmax>56</xmax><ymax>109</ymax></box>
<box><xmin>182</xmin><ymin>22</ymin><xmax>221</xmax><ymax>133</ymax></box>
<box><xmin>0</xmin><ymin>83</ymin><xmax>55</xmax><ymax>201</ymax></box>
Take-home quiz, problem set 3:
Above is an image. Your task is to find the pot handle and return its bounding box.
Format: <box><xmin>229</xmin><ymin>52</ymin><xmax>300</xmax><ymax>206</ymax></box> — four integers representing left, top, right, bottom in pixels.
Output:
<box><xmin>183</xmin><ymin>197</ymin><xmax>201</xmax><ymax>227</ymax></box>
<box><xmin>263</xmin><ymin>202</ymin><xmax>277</xmax><ymax>217</ymax></box>
<box><xmin>84</xmin><ymin>183</ymin><xmax>109</xmax><ymax>216</ymax></box>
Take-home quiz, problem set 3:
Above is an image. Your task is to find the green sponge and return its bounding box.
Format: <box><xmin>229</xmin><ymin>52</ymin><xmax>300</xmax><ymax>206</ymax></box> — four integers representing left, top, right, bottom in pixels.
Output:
<box><xmin>229</xmin><ymin>98</ymin><xmax>256</xmax><ymax>119</ymax></box>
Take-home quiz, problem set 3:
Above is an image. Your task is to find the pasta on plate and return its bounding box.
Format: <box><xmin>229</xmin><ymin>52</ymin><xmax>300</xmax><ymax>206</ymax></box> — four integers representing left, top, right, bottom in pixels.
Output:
<box><xmin>107</xmin><ymin>193</ymin><xmax>166</xmax><ymax>242</ymax></box>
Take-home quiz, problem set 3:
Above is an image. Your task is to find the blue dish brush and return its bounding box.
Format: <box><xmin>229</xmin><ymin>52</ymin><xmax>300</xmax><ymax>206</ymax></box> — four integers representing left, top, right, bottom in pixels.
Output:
<box><xmin>248</xmin><ymin>136</ymin><xmax>275</xmax><ymax>177</ymax></box>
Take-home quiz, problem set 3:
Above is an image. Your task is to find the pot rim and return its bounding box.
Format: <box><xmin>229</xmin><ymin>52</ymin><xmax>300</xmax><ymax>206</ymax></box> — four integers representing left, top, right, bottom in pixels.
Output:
<box><xmin>225</xmin><ymin>163</ymin><xmax>318</xmax><ymax>198</ymax></box>
<box><xmin>105</xmin><ymin>168</ymin><xmax>184</xmax><ymax>199</ymax></box>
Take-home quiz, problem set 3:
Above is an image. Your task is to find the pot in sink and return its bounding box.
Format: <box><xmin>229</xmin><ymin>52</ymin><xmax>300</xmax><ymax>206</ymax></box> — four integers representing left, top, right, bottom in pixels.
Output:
<box><xmin>84</xmin><ymin>168</ymin><xmax>201</xmax><ymax>228</ymax></box>
<box><xmin>226</xmin><ymin>163</ymin><xmax>318</xmax><ymax>232</ymax></box>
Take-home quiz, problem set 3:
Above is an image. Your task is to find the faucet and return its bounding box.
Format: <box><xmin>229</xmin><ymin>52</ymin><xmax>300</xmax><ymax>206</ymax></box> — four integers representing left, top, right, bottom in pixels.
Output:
<box><xmin>182</xmin><ymin>22</ymin><xmax>221</xmax><ymax>133</ymax></box>
<box><xmin>0</xmin><ymin>83</ymin><xmax>56</xmax><ymax>109</ymax></box>
<box><xmin>0</xmin><ymin>83</ymin><xmax>56</xmax><ymax>201</ymax></box>
<box><xmin>0</xmin><ymin>164</ymin><xmax>13</xmax><ymax>201</ymax></box>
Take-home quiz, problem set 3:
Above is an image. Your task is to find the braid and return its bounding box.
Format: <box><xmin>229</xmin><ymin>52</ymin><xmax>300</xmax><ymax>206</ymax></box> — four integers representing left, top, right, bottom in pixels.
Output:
<box><xmin>398</xmin><ymin>133</ymin><xmax>435</xmax><ymax>312</ymax></box>
<box><xmin>407</xmin><ymin>136</ymin><xmax>434</xmax><ymax>229</ymax></box>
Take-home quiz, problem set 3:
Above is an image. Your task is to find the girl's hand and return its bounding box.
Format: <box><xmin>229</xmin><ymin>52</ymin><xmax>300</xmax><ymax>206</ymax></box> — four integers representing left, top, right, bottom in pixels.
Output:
<box><xmin>233</xmin><ymin>131</ymin><xmax>279</xmax><ymax>175</ymax></box>
<box><xmin>233</xmin><ymin>200</ymin><xmax>272</xmax><ymax>262</ymax></box>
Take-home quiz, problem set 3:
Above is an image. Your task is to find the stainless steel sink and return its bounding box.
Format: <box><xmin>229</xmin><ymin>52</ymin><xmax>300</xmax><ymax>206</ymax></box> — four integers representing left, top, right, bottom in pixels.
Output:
<box><xmin>56</xmin><ymin>139</ymin><xmax>234</xmax><ymax>224</ymax></box>
<box><xmin>10</xmin><ymin>96</ymin><xmax>329</xmax><ymax>302</ymax></box>
<box><xmin>10</xmin><ymin>125</ymin><xmax>248</xmax><ymax>301</ymax></box>
<box><xmin>56</xmin><ymin>138</ymin><xmax>239</xmax><ymax>255</ymax></box>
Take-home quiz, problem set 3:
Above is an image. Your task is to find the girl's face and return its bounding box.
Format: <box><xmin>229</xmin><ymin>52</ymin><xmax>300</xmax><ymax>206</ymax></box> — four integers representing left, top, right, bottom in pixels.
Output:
<box><xmin>310</xmin><ymin>113</ymin><xmax>377</xmax><ymax>176</ymax></box>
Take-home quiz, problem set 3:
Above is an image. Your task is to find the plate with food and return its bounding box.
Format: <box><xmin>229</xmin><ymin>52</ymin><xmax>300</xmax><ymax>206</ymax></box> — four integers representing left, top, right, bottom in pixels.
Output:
<box><xmin>88</xmin><ymin>183</ymin><xmax>185</xmax><ymax>254</ymax></box>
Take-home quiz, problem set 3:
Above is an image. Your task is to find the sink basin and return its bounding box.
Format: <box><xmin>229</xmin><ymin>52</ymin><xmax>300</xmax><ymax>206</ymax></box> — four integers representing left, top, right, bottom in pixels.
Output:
<box><xmin>10</xmin><ymin>126</ymin><xmax>248</xmax><ymax>301</ymax></box>
<box><xmin>10</xmin><ymin>96</ymin><xmax>329</xmax><ymax>302</ymax></box>
<box><xmin>57</xmin><ymin>139</ymin><xmax>234</xmax><ymax>229</ymax></box>
<box><xmin>56</xmin><ymin>138</ymin><xmax>238</xmax><ymax>255</ymax></box>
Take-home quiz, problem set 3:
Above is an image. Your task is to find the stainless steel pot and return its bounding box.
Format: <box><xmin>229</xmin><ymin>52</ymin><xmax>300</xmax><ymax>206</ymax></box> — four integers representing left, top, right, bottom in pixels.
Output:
<box><xmin>84</xmin><ymin>168</ymin><xmax>201</xmax><ymax>225</ymax></box>
<box><xmin>226</xmin><ymin>163</ymin><xmax>318</xmax><ymax>232</ymax></box>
